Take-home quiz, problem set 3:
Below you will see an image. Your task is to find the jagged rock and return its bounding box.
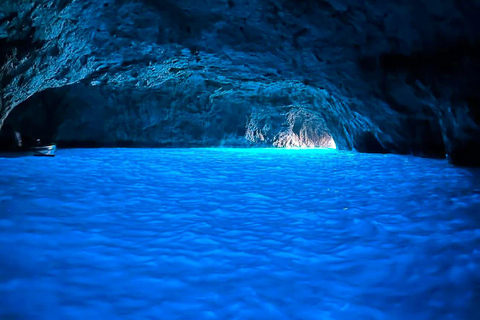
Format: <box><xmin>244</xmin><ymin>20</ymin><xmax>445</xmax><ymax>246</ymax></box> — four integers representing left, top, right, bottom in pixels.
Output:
<box><xmin>1</xmin><ymin>0</ymin><xmax>479</xmax><ymax>165</ymax></box>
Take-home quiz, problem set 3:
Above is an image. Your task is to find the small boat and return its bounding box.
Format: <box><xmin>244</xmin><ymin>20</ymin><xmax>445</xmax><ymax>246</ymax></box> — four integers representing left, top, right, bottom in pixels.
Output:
<box><xmin>0</xmin><ymin>144</ymin><xmax>56</xmax><ymax>158</ymax></box>
<box><xmin>31</xmin><ymin>144</ymin><xmax>56</xmax><ymax>157</ymax></box>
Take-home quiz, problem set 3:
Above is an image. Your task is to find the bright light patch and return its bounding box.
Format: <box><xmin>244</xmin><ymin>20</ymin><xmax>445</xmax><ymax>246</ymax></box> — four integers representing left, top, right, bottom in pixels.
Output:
<box><xmin>325</xmin><ymin>135</ymin><xmax>337</xmax><ymax>149</ymax></box>
<box><xmin>273</xmin><ymin>131</ymin><xmax>337</xmax><ymax>149</ymax></box>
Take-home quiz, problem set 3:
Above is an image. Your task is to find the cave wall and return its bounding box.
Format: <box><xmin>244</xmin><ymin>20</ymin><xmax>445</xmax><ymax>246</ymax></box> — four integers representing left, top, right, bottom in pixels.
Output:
<box><xmin>1</xmin><ymin>0</ymin><xmax>479</xmax><ymax>164</ymax></box>
<box><xmin>6</xmin><ymin>81</ymin><xmax>338</xmax><ymax>148</ymax></box>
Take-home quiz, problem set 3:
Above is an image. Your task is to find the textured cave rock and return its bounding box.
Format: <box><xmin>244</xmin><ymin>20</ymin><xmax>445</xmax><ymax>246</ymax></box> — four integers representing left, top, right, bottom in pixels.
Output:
<box><xmin>1</xmin><ymin>0</ymin><xmax>480</xmax><ymax>165</ymax></box>
<box><xmin>6</xmin><ymin>81</ymin><xmax>337</xmax><ymax>148</ymax></box>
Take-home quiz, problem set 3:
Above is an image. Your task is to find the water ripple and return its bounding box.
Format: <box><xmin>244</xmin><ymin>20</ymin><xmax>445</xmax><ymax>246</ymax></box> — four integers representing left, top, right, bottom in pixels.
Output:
<box><xmin>1</xmin><ymin>148</ymin><xmax>480</xmax><ymax>320</ymax></box>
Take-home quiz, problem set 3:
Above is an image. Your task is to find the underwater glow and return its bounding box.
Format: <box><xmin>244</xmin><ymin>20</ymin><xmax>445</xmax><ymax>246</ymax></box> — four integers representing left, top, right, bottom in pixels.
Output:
<box><xmin>0</xmin><ymin>148</ymin><xmax>479</xmax><ymax>319</ymax></box>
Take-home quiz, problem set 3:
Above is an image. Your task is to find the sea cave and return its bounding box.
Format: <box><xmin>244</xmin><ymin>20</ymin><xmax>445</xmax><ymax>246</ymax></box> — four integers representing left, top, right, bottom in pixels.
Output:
<box><xmin>1</xmin><ymin>0</ymin><xmax>480</xmax><ymax>319</ymax></box>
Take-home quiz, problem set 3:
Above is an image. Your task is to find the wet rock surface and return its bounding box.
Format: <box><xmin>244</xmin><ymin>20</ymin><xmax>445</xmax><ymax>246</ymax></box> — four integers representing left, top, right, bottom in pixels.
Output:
<box><xmin>1</xmin><ymin>0</ymin><xmax>480</xmax><ymax>165</ymax></box>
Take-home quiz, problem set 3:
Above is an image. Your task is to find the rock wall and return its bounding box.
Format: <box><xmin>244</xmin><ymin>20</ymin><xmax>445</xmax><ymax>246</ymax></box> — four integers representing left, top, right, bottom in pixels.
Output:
<box><xmin>1</xmin><ymin>0</ymin><xmax>479</xmax><ymax>165</ymax></box>
<box><xmin>5</xmin><ymin>81</ymin><xmax>337</xmax><ymax>148</ymax></box>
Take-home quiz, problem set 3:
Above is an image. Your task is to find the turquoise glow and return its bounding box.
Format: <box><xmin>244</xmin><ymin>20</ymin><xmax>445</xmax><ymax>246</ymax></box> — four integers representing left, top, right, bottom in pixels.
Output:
<box><xmin>1</xmin><ymin>149</ymin><xmax>479</xmax><ymax>319</ymax></box>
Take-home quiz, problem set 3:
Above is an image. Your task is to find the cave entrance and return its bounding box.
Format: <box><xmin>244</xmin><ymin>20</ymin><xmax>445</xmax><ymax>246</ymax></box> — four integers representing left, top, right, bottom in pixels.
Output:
<box><xmin>272</xmin><ymin>129</ymin><xmax>337</xmax><ymax>149</ymax></box>
<box><xmin>272</xmin><ymin>108</ymin><xmax>337</xmax><ymax>149</ymax></box>
<box><xmin>246</xmin><ymin>107</ymin><xmax>338</xmax><ymax>149</ymax></box>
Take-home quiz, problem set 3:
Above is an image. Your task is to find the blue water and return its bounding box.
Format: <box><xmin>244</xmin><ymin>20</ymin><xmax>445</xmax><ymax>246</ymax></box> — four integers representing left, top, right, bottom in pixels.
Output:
<box><xmin>1</xmin><ymin>149</ymin><xmax>480</xmax><ymax>320</ymax></box>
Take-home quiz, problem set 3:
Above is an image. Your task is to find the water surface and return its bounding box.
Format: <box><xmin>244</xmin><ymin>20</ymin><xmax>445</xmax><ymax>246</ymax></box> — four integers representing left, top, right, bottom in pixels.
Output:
<box><xmin>1</xmin><ymin>149</ymin><xmax>479</xmax><ymax>320</ymax></box>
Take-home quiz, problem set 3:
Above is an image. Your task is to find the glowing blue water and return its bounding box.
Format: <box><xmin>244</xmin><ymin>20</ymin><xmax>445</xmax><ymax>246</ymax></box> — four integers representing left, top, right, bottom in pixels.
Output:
<box><xmin>1</xmin><ymin>149</ymin><xmax>479</xmax><ymax>320</ymax></box>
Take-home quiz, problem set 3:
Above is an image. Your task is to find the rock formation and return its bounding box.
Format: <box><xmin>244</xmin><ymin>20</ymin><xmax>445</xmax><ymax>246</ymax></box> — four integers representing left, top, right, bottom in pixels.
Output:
<box><xmin>1</xmin><ymin>0</ymin><xmax>479</xmax><ymax>165</ymax></box>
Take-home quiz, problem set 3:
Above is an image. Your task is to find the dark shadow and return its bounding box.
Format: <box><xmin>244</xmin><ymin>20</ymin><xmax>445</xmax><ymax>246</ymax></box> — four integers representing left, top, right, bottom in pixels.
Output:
<box><xmin>1</xmin><ymin>87</ymin><xmax>71</xmax><ymax>146</ymax></box>
<box><xmin>353</xmin><ymin>131</ymin><xmax>388</xmax><ymax>153</ymax></box>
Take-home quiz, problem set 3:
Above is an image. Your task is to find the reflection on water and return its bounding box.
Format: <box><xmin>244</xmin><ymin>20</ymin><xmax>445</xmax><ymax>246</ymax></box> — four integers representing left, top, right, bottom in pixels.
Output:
<box><xmin>1</xmin><ymin>149</ymin><xmax>479</xmax><ymax>320</ymax></box>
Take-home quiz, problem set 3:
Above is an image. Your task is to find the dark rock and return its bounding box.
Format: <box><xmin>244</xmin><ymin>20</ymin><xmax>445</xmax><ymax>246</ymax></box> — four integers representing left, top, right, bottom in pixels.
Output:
<box><xmin>0</xmin><ymin>0</ymin><xmax>479</xmax><ymax>165</ymax></box>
